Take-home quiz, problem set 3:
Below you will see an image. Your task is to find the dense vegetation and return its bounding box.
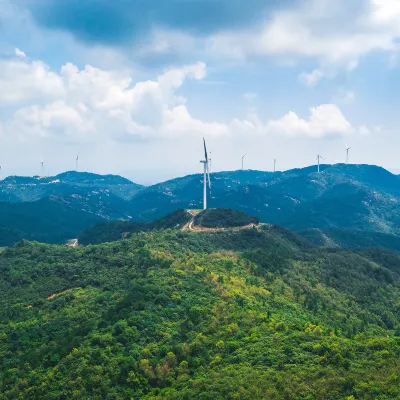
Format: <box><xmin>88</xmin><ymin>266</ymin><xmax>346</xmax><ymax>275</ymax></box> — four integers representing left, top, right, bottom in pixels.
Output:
<box><xmin>0</xmin><ymin>199</ymin><xmax>101</xmax><ymax>246</ymax></box>
<box><xmin>299</xmin><ymin>227</ymin><xmax>400</xmax><ymax>252</ymax></box>
<box><xmin>0</xmin><ymin>171</ymin><xmax>142</xmax><ymax>203</ymax></box>
<box><xmin>194</xmin><ymin>208</ymin><xmax>259</xmax><ymax>228</ymax></box>
<box><xmin>3</xmin><ymin>165</ymin><xmax>400</xmax><ymax>251</ymax></box>
<box><xmin>1</xmin><ymin>227</ymin><xmax>400</xmax><ymax>399</ymax></box>
<box><xmin>79</xmin><ymin>210</ymin><xmax>191</xmax><ymax>245</ymax></box>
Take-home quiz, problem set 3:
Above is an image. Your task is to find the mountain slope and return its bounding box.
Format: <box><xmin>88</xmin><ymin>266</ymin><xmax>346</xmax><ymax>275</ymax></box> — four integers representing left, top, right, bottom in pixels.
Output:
<box><xmin>0</xmin><ymin>172</ymin><xmax>145</xmax><ymax>245</ymax></box>
<box><xmin>128</xmin><ymin>170</ymin><xmax>278</xmax><ymax>220</ymax></box>
<box><xmin>78</xmin><ymin>209</ymin><xmax>192</xmax><ymax>245</ymax></box>
<box><xmin>299</xmin><ymin>227</ymin><xmax>400</xmax><ymax>252</ymax></box>
<box><xmin>0</xmin><ymin>198</ymin><xmax>102</xmax><ymax>245</ymax></box>
<box><xmin>0</xmin><ymin>171</ymin><xmax>143</xmax><ymax>203</ymax></box>
<box><xmin>3</xmin><ymin>165</ymin><xmax>400</xmax><ymax>250</ymax></box>
<box><xmin>1</xmin><ymin>228</ymin><xmax>400</xmax><ymax>399</ymax></box>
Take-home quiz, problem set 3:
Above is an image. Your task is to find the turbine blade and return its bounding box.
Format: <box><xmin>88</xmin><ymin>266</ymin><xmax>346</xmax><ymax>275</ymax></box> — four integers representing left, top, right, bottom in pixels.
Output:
<box><xmin>207</xmin><ymin>163</ymin><xmax>211</xmax><ymax>191</ymax></box>
<box><xmin>203</xmin><ymin>138</ymin><xmax>208</xmax><ymax>162</ymax></box>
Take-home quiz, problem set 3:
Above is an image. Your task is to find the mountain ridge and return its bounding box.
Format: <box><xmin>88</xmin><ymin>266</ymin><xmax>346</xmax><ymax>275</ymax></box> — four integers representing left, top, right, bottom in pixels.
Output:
<box><xmin>2</xmin><ymin>164</ymin><xmax>400</xmax><ymax>250</ymax></box>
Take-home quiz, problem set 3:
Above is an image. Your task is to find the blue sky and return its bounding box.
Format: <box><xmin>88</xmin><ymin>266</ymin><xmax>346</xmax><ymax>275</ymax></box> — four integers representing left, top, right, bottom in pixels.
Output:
<box><xmin>0</xmin><ymin>0</ymin><xmax>400</xmax><ymax>184</ymax></box>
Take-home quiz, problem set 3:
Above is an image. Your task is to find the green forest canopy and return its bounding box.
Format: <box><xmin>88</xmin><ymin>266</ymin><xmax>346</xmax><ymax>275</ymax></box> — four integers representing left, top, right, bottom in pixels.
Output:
<box><xmin>1</xmin><ymin>226</ymin><xmax>400</xmax><ymax>399</ymax></box>
<box><xmin>194</xmin><ymin>208</ymin><xmax>259</xmax><ymax>228</ymax></box>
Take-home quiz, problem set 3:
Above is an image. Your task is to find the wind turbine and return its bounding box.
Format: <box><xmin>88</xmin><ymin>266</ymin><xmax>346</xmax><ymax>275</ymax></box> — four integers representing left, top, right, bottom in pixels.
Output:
<box><xmin>346</xmin><ymin>145</ymin><xmax>351</xmax><ymax>164</ymax></box>
<box><xmin>273</xmin><ymin>159</ymin><xmax>277</xmax><ymax>172</ymax></box>
<box><xmin>316</xmin><ymin>154</ymin><xmax>324</xmax><ymax>173</ymax></box>
<box><xmin>40</xmin><ymin>156</ymin><xmax>45</xmax><ymax>176</ymax></box>
<box><xmin>76</xmin><ymin>153</ymin><xmax>79</xmax><ymax>171</ymax></box>
<box><xmin>200</xmin><ymin>138</ymin><xmax>212</xmax><ymax>210</ymax></box>
<box><xmin>241</xmin><ymin>154</ymin><xmax>247</xmax><ymax>171</ymax></box>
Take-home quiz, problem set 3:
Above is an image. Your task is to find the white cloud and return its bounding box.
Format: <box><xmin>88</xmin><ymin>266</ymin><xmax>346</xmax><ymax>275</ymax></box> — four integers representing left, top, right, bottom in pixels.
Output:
<box><xmin>299</xmin><ymin>69</ymin><xmax>325</xmax><ymax>86</ymax></box>
<box><xmin>10</xmin><ymin>101</ymin><xmax>94</xmax><ymax>140</ymax></box>
<box><xmin>264</xmin><ymin>104</ymin><xmax>354</xmax><ymax>138</ymax></box>
<box><xmin>0</xmin><ymin>55</ymin><xmax>228</xmax><ymax>142</ymax></box>
<box><xmin>0</xmin><ymin>58</ymin><xmax>64</xmax><ymax>104</ymax></box>
<box><xmin>136</xmin><ymin>29</ymin><xmax>200</xmax><ymax>58</ymax></box>
<box><xmin>208</xmin><ymin>0</ymin><xmax>400</xmax><ymax>71</ymax></box>
<box><xmin>14</xmin><ymin>48</ymin><xmax>26</xmax><ymax>58</ymax></box>
<box><xmin>0</xmin><ymin>54</ymin><xmax>366</xmax><ymax>145</ymax></box>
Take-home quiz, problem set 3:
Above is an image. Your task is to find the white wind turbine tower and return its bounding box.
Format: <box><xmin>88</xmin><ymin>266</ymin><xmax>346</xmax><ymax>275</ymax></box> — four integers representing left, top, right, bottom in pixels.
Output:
<box><xmin>76</xmin><ymin>153</ymin><xmax>79</xmax><ymax>171</ymax></box>
<box><xmin>346</xmin><ymin>144</ymin><xmax>351</xmax><ymax>164</ymax></box>
<box><xmin>274</xmin><ymin>159</ymin><xmax>277</xmax><ymax>172</ymax></box>
<box><xmin>316</xmin><ymin>154</ymin><xmax>324</xmax><ymax>173</ymax></box>
<box><xmin>241</xmin><ymin>154</ymin><xmax>247</xmax><ymax>171</ymax></box>
<box><xmin>200</xmin><ymin>138</ymin><xmax>212</xmax><ymax>210</ymax></box>
<box><xmin>40</xmin><ymin>156</ymin><xmax>45</xmax><ymax>176</ymax></box>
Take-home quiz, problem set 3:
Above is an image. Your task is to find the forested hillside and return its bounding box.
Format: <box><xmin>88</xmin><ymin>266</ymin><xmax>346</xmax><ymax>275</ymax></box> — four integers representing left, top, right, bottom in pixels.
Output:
<box><xmin>0</xmin><ymin>171</ymin><xmax>142</xmax><ymax>202</ymax></box>
<box><xmin>193</xmin><ymin>208</ymin><xmax>259</xmax><ymax>228</ymax></box>
<box><xmin>0</xmin><ymin>171</ymin><xmax>144</xmax><ymax>246</ymax></box>
<box><xmin>1</xmin><ymin>227</ymin><xmax>400</xmax><ymax>399</ymax></box>
<box><xmin>0</xmin><ymin>199</ymin><xmax>102</xmax><ymax>246</ymax></box>
<box><xmin>78</xmin><ymin>210</ymin><xmax>191</xmax><ymax>245</ymax></box>
<box><xmin>3</xmin><ymin>164</ymin><xmax>400</xmax><ymax>251</ymax></box>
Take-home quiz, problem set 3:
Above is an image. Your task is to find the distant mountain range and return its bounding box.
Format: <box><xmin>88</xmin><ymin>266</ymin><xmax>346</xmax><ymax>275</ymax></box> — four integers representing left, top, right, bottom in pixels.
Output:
<box><xmin>2</xmin><ymin>164</ymin><xmax>400</xmax><ymax>249</ymax></box>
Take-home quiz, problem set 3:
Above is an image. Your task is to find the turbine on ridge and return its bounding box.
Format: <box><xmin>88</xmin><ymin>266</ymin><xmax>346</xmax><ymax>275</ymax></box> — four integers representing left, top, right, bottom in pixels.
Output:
<box><xmin>316</xmin><ymin>154</ymin><xmax>324</xmax><ymax>173</ymax></box>
<box><xmin>40</xmin><ymin>156</ymin><xmax>45</xmax><ymax>177</ymax></box>
<box><xmin>200</xmin><ymin>138</ymin><xmax>212</xmax><ymax>210</ymax></box>
<box><xmin>346</xmin><ymin>145</ymin><xmax>351</xmax><ymax>165</ymax></box>
<box><xmin>241</xmin><ymin>154</ymin><xmax>247</xmax><ymax>171</ymax></box>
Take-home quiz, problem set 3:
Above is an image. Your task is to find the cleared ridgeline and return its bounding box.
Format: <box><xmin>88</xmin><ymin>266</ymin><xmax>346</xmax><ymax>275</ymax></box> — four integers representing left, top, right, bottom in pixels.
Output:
<box><xmin>184</xmin><ymin>208</ymin><xmax>260</xmax><ymax>232</ymax></box>
<box><xmin>78</xmin><ymin>208</ymin><xmax>260</xmax><ymax>244</ymax></box>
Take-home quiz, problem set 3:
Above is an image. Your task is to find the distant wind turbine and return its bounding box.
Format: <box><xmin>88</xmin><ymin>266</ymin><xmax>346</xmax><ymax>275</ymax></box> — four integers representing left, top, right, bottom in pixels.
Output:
<box><xmin>242</xmin><ymin>154</ymin><xmax>247</xmax><ymax>171</ymax></box>
<box><xmin>200</xmin><ymin>138</ymin><xmax>212</xmax><ymax>210</ymax></box>
<box><xmin>274</xmin><ymin>159</ymin><xmax>277</xmax><ymax>172</ymax></box>
<box><xmin>76</xmin><ymin>153</ymin><xmax>79</xmax><ymax>171</ymax></box>
<box><xmin>40</xmin><ymin>156</ymin><xmax>44</xmax><ymax>176</ymax></box>
<box><xmin>346</xmin><ymin>145</ymin><xmax>351</xmax><ymax>164</ymax></box>
<box><xmin>316</xmin><ymin>154</ymin><xmax>324</xmax><ymax>173</ymax></box>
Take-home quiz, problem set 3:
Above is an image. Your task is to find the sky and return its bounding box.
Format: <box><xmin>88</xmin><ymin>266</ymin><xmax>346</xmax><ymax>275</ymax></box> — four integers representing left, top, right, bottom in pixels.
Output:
<box><xmin>0</xmin><ymin>0</ymin><xmax>400</xmax><ymax>184</ymax></box>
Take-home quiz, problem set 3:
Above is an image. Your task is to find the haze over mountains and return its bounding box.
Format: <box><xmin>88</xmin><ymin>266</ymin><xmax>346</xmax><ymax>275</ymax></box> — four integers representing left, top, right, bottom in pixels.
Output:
<box><xmin>1</xmin><ymin>164</ymin><xmax>400</xmax><ymax>249</ymax></box>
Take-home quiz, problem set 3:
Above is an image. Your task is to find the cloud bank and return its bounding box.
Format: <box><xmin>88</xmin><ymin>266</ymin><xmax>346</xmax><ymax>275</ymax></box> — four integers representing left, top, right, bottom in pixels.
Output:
<box><xmin>0</xmin><ymin>52</ymin><xmax>360</xmax><ymax>144</ymax></box>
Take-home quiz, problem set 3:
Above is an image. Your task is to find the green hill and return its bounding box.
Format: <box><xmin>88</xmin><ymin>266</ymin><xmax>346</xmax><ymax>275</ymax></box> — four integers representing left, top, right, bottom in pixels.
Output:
<box><xmin>193</xmin><ymin>208</ymin><xmax>259</xmax><ymax>228</ymax></box>
<box><xmin>78</xmin><ymin>209</ymin><xmax>191</xmax><ymax>245</ymax></box>
<box><xmin>299</xmin><ymin>227</ymin><xmax>400</xmax><ymax>252</ymax></box>
<box><xmin>1</xmin><ymin>227</ymin><xmax>400</xmax><ymax>399</ymax></box>
<box><xmin>0</xmin><ymin>198</ymin><xmax>102</xmax><ymax>246</ymax></box>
